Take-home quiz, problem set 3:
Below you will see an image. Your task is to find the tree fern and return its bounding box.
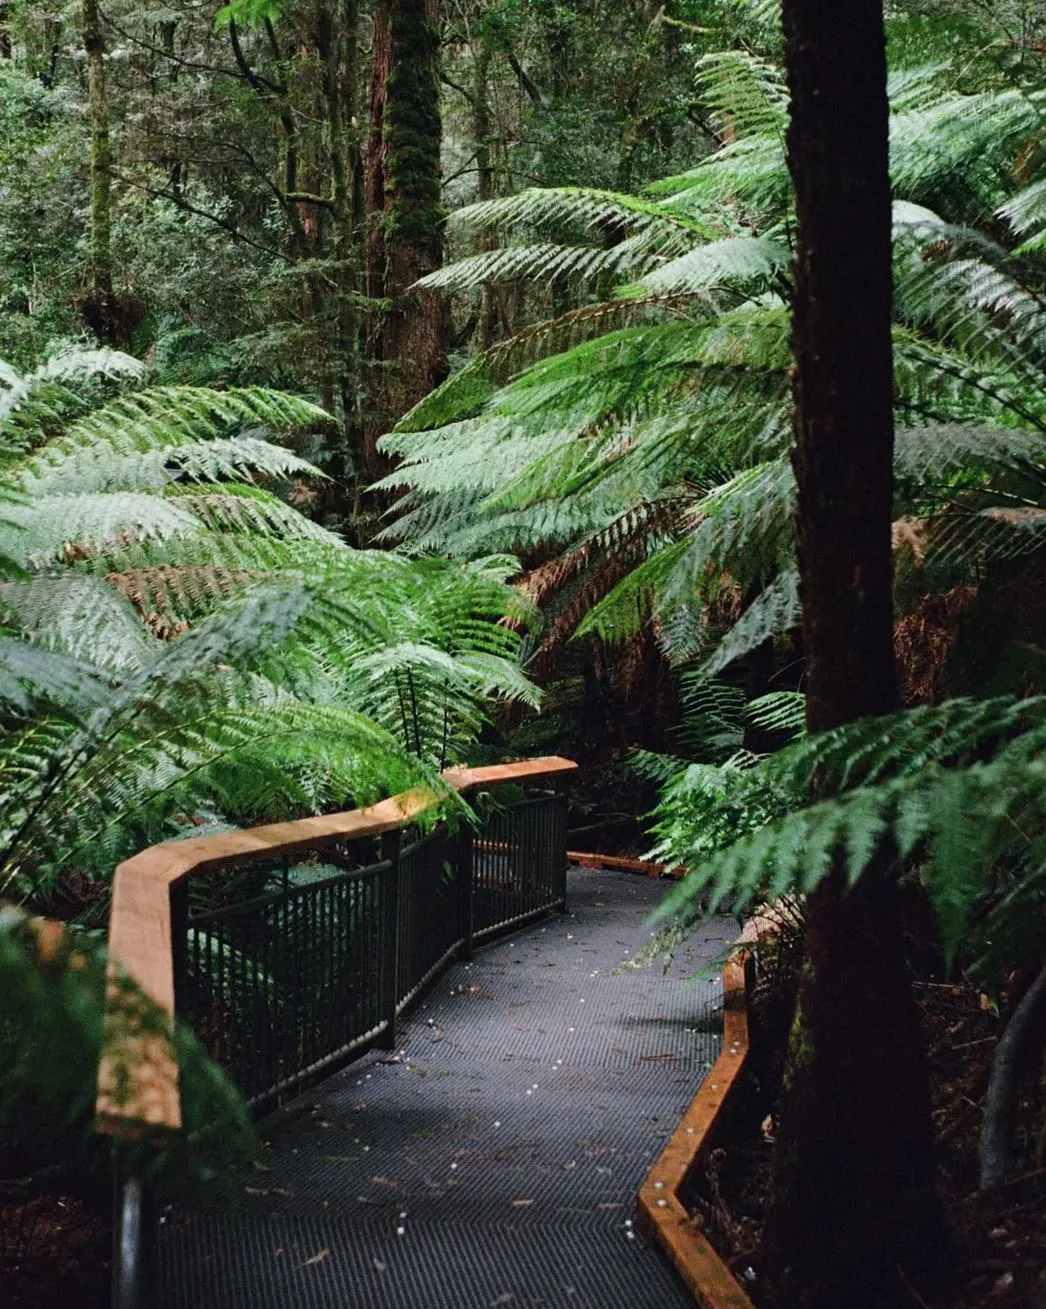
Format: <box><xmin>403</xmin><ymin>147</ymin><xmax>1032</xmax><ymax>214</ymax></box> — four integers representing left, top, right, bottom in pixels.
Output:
<box><xmin>651</xmin><ymin>695</ymin><xmax>1046</xmax><ymax>972</ymax></box>
<box><xmin>0</xmin><ymin>350</ymin><xmax>539</xmax><ymax>906</ymax></box>
<box><xmin>382</xmin><ymin>55</ymin><xmax>1046</xmax><ymax>686</ymax></box>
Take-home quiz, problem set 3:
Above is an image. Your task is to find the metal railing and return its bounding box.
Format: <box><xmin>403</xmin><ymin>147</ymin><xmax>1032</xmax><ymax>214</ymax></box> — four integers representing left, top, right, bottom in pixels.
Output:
<box><xmin>97</xmin><ymin>758</ymin><xmax>575</xmax><ymax>1309</ymax></box>
<box><xmin>172</xmin><ymin>790</ymin><xmax>567</xmax><ymax>1116</ymax></box>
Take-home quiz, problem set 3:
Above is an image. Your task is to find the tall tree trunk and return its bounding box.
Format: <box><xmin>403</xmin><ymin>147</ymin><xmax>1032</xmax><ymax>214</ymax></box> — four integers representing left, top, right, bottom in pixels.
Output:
<box><xmin>82</xmin><ymin>0</ymin><xmax>116</xmax><ymax>343</ymax></box>
<box><xmin>762</xmin><ymin>2</ymin><xmax>946</xmax><ymax>1305</ymax></box>
<box><xmin>363</xmin><ymin>0</ymin><xmax>448</xmax><ymax>477</ymax></box>
<box><xmin>313</xmin><ymin>0</ymin><xmax>367</xmax><ymax>513</ymax></box>
<box><xmin>472</xmin><ymin>40</ymin><xmax>498</xmax><ymax>349</ymax></box>
<box><xmin>0</xmin><ymin>3</ymin><xmax>12</xmax><ymax>59</ymax></box>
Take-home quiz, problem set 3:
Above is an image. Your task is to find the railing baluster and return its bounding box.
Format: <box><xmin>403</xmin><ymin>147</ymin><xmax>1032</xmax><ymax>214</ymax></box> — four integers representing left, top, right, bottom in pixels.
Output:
<box><xmin>379</xmin><ymin>831</ymin><xmax>400</xmax><ymax>1050</ymax></box>
<box><xmin>457</xmin><ymin>822</ymin><xmax>474</xmax><ymax>961</ymax></box>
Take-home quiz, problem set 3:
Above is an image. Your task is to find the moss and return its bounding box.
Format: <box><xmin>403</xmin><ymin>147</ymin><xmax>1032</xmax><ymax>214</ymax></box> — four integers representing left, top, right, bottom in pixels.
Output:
<box><xmin>384</xmin><ymin>0</ymin><xmax>444</xmax><ymax>264</ymax></box>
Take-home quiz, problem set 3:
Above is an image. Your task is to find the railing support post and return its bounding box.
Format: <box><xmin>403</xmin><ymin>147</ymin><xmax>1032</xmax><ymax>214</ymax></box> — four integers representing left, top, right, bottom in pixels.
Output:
<box><xmin>553</xmin><ymin>784</ymin><xmax>569</xmax><ymax>914</ymax></box>
<box><xmin>111</xmin><ymin>1151</ymin><xmax>155</xmax><ymax>1309</ymax></box>
<box><xmin>456</xmin><ymin>822</ymin><xmax>474</xmax><ymax>960</ymax></box>
<box><xmin>379</xmin><ymin>830</ymin><xmax>401</xmax><ymax>1050</ymax></box>
<box><xmin>169</xmin><ymin>880</ymin><xmax>189</xmax><ymax>1014</ymax></box>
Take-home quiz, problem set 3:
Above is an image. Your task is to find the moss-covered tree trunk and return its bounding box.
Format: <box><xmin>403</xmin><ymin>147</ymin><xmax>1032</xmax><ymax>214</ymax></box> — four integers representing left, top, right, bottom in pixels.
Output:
<box><xmin>363</xmin><ymin>0</ymin><xmax>448</xmax><ymax>476</ymax></box>
<box><xmin>82</xmin><ymin>0</ymin><xmax>116</xmax><ymax>343</ymax></box>
<box><xmin>472</xmin><ymin>40</ymin><xmax>499</xmax><ymax>350</ymax></box>
<box><xmin>0</xmin><ymin>3</ymin><xmax>12</xmax><ymax>59</ymax></box>
<box><xmin>762</xmin><ymin>2</ymin><xmax>946</xmax><ymax>1304</ymax></box>
<box><xmin>315</xmin><ymin>0</ymin><xmax>366</xmax><ymax>487</ymax></box>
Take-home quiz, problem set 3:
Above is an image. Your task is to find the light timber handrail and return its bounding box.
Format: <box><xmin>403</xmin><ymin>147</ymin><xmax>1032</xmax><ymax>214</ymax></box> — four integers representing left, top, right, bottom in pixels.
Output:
<box><xmin>96</xmin><ymin>756</ymin><xmax>577</xmax><ymax>1135</ymax></box>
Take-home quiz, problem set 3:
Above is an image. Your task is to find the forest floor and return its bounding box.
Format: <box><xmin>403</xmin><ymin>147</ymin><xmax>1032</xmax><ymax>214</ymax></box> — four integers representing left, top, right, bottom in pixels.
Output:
<box><xmin>695</xmin><ymin>978</ymin><xmax>1046</xmax><ymax>1308</ymax></box>
<box><xmin>0</xmin><ymin>1186</ymin><xmax>109</xmax><ymax>1308</ymax></box>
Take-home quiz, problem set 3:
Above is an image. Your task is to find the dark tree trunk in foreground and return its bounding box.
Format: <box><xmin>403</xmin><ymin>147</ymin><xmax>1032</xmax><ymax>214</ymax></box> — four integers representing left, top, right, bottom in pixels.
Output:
<box><xmin>364</xmin><ymin>0</ymin><xmax>448</xmax><ymax>476</ymax></box>
<box><xmin>763</xmin><ymin>2</ymin><xmax>947</xmax><ymax>1304</ymax></box>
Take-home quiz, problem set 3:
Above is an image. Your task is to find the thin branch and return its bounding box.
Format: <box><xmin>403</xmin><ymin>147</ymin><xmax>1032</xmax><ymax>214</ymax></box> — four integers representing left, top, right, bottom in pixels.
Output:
<box><xmin>503</xmin><ymin>51</ymin><xmax>545</xmax><ymax>107</ymax></box>
<box><xmin>441</xmin><ymin>69</ymin><xmax>473</xmax><ymax>102</ymax></box>
<box><xmin>285</xmin><ymin>191</ymin><xmax>336</xmax><ymax>209</ymax></box>
<box><xmin>113</xmin><ymin>170</ymin><xmax>291</xmax><ymax>263</ymax></box>
<box><xmin>98</xmin><ymin>7</ymin><xmax>250</xmax><ymax>83</ymax></box>
<box><xmin>227</xmin><ymin>18</ymin><xmax>285</xmax><ymax>95</ymax></box>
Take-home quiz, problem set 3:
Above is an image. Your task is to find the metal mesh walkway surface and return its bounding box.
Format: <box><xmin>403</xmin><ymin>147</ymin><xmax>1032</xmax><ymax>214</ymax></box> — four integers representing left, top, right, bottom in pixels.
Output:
<box><xmin>159</xmin><ymin>868</ymin><xmax>736</xmax><ymax>1309</ymax></box>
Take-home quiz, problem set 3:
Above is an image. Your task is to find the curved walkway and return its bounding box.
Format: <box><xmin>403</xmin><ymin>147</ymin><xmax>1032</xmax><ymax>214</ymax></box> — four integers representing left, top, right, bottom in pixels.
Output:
<box><xmin>159</xmin><ymin>868</ymin><xmax>735</xmax><ymax>1309</ymax></box>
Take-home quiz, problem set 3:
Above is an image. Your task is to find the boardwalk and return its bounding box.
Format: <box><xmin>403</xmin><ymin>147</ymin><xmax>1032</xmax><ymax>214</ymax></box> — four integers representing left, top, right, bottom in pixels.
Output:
<box><xmin>159</xmin><ymin>868</ymin><xmax>735</xmax><ymax>1309</ymax></box>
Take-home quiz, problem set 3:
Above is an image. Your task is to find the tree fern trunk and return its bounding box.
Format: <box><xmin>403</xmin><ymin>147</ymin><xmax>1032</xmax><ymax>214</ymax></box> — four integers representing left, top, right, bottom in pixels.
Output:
<box><xmin>762</xmin><ymin>1</ymin><xmax>947</xmax><ymax>1303</ymax></box>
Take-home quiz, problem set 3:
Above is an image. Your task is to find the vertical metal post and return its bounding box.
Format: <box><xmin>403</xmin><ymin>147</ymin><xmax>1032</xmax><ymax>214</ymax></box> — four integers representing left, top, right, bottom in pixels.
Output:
<box><xmin>553</xmin><ymin>783</ymin><xmax>569</xmax><ymax>914</ymax></box>
<box><xmin>111</xmin><ymin>1150</ymin><xmax>155</xmax><ymax>1309</ymax></box>
<box><xmin>379</xmin><ymin>829</ymin><xmax>401</xmax><ymax>1050</ymax></box>
<box><xmin>169</xmin><ymin>879</ymin><xmax>189</xmax><ymax>1016</ymax></box>
<box><xmin>456</xmin><ymin>821</ymin><xmax>475</xmax><ymax>961</ymax></box>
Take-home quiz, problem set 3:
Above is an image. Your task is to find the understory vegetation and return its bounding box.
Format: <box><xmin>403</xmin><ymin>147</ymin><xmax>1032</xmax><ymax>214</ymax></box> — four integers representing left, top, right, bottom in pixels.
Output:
<box><xmin>4</xmin><ymin>0</ymin><xmax>1046</xmax><ymax>1305</ymax></box>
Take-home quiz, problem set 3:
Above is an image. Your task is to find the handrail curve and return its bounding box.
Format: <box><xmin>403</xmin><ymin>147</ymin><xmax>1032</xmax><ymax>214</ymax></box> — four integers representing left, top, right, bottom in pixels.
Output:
<box><xmin>96</xmin><ymin>756</ymin><xmax>576</xmax><ymax>1135</ymax></box>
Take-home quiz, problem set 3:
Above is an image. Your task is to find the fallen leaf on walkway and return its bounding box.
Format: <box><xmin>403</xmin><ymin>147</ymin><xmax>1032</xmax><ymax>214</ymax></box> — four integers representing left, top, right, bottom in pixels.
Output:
<box><xmin>245</xmin><ymin>1186</ymin><xmax>293</xmax><ymax>1198</ymax></box>
<box><xmin>597</xmin><ymin>1203</ymin><xmax>621</xmax><ymax>1211</ymax></box>
<box><xmin>301</xmin><ymin>1249</ymin><xmax>329</xmax><ymax>1267</ymax></box>
<box><xmin>373</xmin><ymin>1259</ymin><xmax>387</xmax><ymax>1273</ymax></box>
<box><xmin>511</xmin><ymin>1198</ymin><xmax>534</xmax><ymax>1207</ymax></box>
<box><xmin>491</xmin><ymin>1295</ymin><xmax>515</xmax><ymax>1306</ymax></box>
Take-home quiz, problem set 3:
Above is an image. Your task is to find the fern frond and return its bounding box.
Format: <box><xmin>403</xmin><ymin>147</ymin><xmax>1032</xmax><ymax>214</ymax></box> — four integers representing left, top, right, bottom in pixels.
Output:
<box><xmin>624</xmin><ymin>235</ymin><xmax>788</xmax><ymax>299</ymax></box>
<box><xmin>417</xmin><ymin>241</ymin><xmax>654</xmax><ymax>294</ymax></box>
<box><xmin>999</xmin><ymin>178</ymin><xmax>1046</xmax><ymax>242</ymax></box>
<box><xmin>0</xmin><ymin>577</ymin><xmax>154</xmax><ymax>672</ymax></box>
<box><xmin>701</xmin><ymin>567</ymin><xmax>801</xmax><ymax>677</ymax></box>
<box><xmin>447</xmin><ymin>186</ymin><xmax>720</xmax><ymax>244</ymax></box>
<box><xmin>693</xmin><ymin>50</ymin><xmax>789</xmax><ymax>141</ymax></box>
<box><xmin>168</xmin><ymin>484</ymin><xmax>342</xmax><ymax>544</ymax></box>
<box><xmin>745</xmin><ymin>690</ymin><xmax>806</xmax><ymax>738</ymax></box>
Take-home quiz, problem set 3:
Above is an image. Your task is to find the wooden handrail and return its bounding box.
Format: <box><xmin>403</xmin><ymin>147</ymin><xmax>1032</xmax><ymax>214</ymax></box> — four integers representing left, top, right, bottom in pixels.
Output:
<box><xmin>96</xmin><ymin>756</ymin><xmax>576</xmax><ymax>1135</ymax></box>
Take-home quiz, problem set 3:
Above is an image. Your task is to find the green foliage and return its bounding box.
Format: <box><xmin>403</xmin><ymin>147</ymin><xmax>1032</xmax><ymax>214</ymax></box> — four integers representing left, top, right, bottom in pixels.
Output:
<box><xmin>214</xmin><ymin>0</ymin><xmax>285</xmax><ymax>28</ymax></box>
<box><xmin>0</xmin><ymin>349</ymin><xmax>537</xmax><ymax>901</ymax></box>
<box><xmin>0</xmin><ymin>905</ymin><xmax>253</xmax><ymax>1197</ymax></box>
<box><xmin>651</xmin><ymin>696</ymin><xmax>1046</xmax><ymax>980</ymax></box>
<box><xmin>382</xmin><ymin>32</ymin><xmax>1046</xmax><ymax>998</ymax></box>
<box><xmin>384</xmin><ymin>51</ymin><xmax>1046</xmax><ymax>689</ymax></box>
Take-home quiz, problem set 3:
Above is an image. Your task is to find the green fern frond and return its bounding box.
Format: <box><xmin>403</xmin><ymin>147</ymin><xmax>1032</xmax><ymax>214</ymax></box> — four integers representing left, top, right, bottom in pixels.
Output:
<box><xmin>624</xmin><ymin>235</ymin><xmax>788</xmax><ymax>299</ymax></box>
<box><xmin>745</xmin><ymin>690</ymin><xmax>806</xmax><ymax>738</ymax></box>
<box><xmin>417</xmin><ymin>241</ymin><xmax>654</xmax><ymax>294</ymax></box>
<box><xmin>693</xmin><ymin>49</ymin><xmax>789</xmax><ymax>141</ymax></box>
<box><xmin>0</xmin><ymin>577</ymin><xmax>154</xmax><ymax>672</ymax></box>
<box><xmin>447</xmin><ymin>186</ymin><xmax>720</xmax><ymax>244</ymax></box>
<box><xmin>999</xmin><ymin>178</ymin><xmax>1046</xmax><ymax>242</ymax></box>
<box><xmin>701</xmin><ymin>567</ymin><xmax>801</xmax><ymax>677</ymax></box>
<box><xmin>168</xmin><ymin>484</ymin><xmax>342</xmax><ymax>544</ymax></box>
<box><xmin>2</xmin><ymin>492</ymin><xmax>202</xmax><ymax>568</ymax></box>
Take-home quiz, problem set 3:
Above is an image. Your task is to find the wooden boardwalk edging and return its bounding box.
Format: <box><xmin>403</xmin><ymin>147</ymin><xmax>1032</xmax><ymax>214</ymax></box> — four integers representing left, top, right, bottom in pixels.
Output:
<box><xmin>636</xmin><ymin>942</ymin><xmax>757</xmax><ymax>1309</ymax></box>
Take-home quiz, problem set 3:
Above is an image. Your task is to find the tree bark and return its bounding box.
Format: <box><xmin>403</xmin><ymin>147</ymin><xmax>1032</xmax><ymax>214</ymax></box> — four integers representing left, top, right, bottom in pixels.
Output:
<box><xmin>315</xmin><ymin>0</ymin><xmax>365</xmax><ymax>483</ymax></box>
<box><xmin>0</xmin><ymin>3</ymin><xmax>12</xmax><ymax>59</ymax></box>
<box><xmin>82</xmin><ymin>0</ymin><xmax>116</xmax><ymax>343</ymax></box>
<box><xmin>762</xmin><ymin>2</ymin><xmax>947</xmax><ymax>1304</ymax></box>
<box><xmin>363</xmin><ymin>0</ymin><xmax>448</xmax><ymax>477</ymax></box>
<box><xmin>472</xmin><ymin>40</ymin><xmax>498</xmax><ymax>350</ymax></box>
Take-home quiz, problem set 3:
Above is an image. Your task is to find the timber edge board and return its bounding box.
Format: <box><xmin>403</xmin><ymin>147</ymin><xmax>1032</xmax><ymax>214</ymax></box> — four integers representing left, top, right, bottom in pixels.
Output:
<box><xmin>636</xmin><ymin>922</ymin><xmax>764</xmax><ymax>1309</ymax></box>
